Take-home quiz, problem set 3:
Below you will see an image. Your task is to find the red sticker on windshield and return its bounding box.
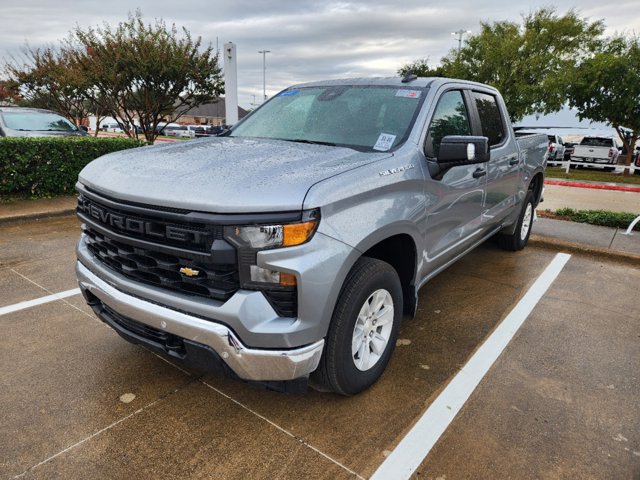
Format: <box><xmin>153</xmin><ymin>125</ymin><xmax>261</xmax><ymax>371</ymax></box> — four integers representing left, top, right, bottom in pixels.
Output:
<box><xmin>396</xmin><ymin>90</ymin><xmax>421</xmax><ymax>99</ymax></box>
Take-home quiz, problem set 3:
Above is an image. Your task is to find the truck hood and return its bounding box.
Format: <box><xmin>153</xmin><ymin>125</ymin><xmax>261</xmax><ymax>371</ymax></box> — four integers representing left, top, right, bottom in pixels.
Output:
<box><xmin>79</xmin><ymin>137</ymin><xmax>389</xmax><ymax>213</ymax></box>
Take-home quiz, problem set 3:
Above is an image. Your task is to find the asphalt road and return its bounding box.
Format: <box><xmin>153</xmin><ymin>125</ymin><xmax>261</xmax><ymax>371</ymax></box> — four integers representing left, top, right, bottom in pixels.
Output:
<box><xmin>1</xmin><ymin>216</ymin><xmax>638</xmax><ymax>479</ymax></box>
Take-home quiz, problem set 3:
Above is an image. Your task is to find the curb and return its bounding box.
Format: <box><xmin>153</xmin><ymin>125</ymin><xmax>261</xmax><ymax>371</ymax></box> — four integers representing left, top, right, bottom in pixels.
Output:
<box><xmin>0</xmin><ymin>208</ymin><xmax>76</xmax><ymax>225</ymax></box>
<box><xmin>529</xmin><ymin>234</ymin><xmax>640</xmax><ymax>267</ymax></box>
<box><xmin>545</xmin><ymin>180</ymin><xmax>640</xmax><ymax>193</ymax></box>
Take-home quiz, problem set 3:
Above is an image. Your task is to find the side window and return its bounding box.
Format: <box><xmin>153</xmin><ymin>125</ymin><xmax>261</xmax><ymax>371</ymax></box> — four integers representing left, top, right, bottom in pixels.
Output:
<box><xmin>472</xmin><ymin>92</ymin><xmax>505</xmax><ymax>147</ymax></box>
<box><xmin>425</xmin><ymin>90</ymin><xmax>471</xmax><ymax>158</ymax></box>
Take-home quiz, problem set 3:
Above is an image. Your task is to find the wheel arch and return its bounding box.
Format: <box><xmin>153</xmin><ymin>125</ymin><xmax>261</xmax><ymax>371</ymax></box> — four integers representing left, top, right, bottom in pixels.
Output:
<box><xmin>529</xmin><ymin>171</ymin><xmax>544</xmax><ymax>207</ymax></box>
<box><xmin>359</xmin><ymin>233</ymin><xmax>419</xmax><ymax>317</ymax></box>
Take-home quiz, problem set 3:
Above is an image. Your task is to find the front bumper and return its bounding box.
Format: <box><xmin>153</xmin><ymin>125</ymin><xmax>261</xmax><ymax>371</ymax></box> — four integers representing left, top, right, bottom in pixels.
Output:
<box><xmin>76</xmin><ymin>261</ymin><xmax>324</xmax><ymax>381</ymax></box>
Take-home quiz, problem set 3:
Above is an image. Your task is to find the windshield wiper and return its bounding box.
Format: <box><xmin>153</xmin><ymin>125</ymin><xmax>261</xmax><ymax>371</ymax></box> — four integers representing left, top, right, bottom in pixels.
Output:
<box><xmin>285</xmin><ymin>138</ymin><xmax>337</xmax><ymax>147</ymax></box>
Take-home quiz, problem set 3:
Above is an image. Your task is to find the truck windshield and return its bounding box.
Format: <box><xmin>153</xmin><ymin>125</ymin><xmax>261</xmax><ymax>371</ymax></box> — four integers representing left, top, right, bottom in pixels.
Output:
<box><xmin>230</xmin><ymin>85</ymin><xmax>425</xmax><ymax>152</ymax></box>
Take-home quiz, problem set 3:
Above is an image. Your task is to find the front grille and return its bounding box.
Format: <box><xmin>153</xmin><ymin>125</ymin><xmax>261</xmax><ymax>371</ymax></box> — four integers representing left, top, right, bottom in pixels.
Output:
<box><xmin>78</xmin><ymin>189</ymin><xmax>299</xmax><ymax>317</ymax></box>
<box><xmin>77</xmin><ymin>193</ymin><xmax>220</xmax><ymax>252</ymax></box>
<box><xmin>84</xmin><ymin>227</ymin><xmax>239</xmax><ymax>301</ymax></box>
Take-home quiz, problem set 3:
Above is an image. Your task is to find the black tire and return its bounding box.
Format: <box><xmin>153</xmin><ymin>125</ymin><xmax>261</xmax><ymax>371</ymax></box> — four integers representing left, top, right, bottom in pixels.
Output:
<box><xmin>497</xmin><ymin>190</ymin><xmax>535</xmax><ymax>251</ymax></box>
<box><xmin>311</xmin><ymin>257</ymin><xmax>402</xmax><ymax>395</ymax></box>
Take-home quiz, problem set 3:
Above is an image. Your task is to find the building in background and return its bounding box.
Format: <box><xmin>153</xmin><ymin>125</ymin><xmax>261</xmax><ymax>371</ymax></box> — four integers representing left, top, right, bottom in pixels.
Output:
<box><xmin>175</xmin><ymin>98</ymin><xmax>249</xmax><ymax>126</ymax></box>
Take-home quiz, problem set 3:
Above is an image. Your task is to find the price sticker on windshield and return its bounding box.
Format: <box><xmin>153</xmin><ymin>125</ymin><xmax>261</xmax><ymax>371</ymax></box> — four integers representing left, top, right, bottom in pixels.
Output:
<box><xmin>396</xmin><ymin>89</ymin><xmax>421</xmax><ymax>99</ymax></box>
<box><xmin>373</xmin><ymin>133</ymin><xmax>396</xmax><ymax>151</ymax></box>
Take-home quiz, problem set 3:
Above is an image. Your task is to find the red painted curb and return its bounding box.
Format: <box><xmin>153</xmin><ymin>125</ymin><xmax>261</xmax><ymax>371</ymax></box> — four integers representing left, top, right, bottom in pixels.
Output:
<box><xmin>545</xmin><ymin>180</ymin><xmax>640</xmax><ymax>193</ymax></box>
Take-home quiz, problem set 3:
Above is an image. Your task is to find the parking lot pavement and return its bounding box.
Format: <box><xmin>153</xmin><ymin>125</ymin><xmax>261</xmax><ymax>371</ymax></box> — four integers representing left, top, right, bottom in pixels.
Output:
<box><xmin>1</xmin><ymin>217</ymin><xmax>638</xmax><ymax>479</ymax></box>
<box><xmin>412</xmin><ymin>254</ymin><xmax>640</xmax><ymax>479</ymax></box>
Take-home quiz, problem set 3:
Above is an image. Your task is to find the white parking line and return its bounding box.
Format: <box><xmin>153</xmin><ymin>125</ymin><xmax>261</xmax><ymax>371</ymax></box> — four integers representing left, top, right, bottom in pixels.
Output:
<box><xmin>370</xmin><ymin>252</ymin><xmax>571</xmax><ymax>480</ymax></box>
<box><xmin>0</xmin><ymin>288</ymin><xmax>81</xmax><ymax>317</ymax></box>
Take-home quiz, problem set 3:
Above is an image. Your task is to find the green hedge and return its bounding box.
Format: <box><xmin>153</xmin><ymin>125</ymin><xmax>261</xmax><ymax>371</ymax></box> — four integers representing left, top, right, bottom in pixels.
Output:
<box><xmin>553</xmin><ymin>208</ymin><xmax>640</xmax><ymax>231</ymax></box>
<box><xmin>0</xmin><ymin>136</ymin><xmax>146</xmax><ymax>198</ymax></box>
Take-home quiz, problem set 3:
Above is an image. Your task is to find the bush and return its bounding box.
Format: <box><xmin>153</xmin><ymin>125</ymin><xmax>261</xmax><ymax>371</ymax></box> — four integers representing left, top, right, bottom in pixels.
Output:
<box><xmin>553</xmin><ymin>208</ymin><xmax>640</xmax><ymax>231</ymax></box>
<box><xmin>0</xmin><ymin>136</ymin><xmax>145</xmax><ymax>198</ymax></box>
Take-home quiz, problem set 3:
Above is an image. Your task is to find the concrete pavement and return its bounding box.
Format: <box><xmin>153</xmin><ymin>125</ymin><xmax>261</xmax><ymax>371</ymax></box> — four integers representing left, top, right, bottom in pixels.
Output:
<box><xmin>1</xmin><ymin>217</ymin><xmax>638</xmax><ymax>479</ymax></box>
<box><xmin>1</xmin><ymin>176</ymin><xmax>639</xmax><ymax>479</ymax></box>
<box><xmin>0</xmin><ymin>196</ymin><xmax>76</xmax><ymax>224</ymax></box>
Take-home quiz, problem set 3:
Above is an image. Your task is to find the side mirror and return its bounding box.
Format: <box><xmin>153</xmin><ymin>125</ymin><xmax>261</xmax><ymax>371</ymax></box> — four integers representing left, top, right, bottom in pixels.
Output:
<box><xmin>438</xmin><ymin>135</ymin><xmax>490</xmax><ymax>164</ymax></box>
<box><xmin>79</xmin><ymin>125</ymin><xmax>89</xmax><ymax>132</ymax></box>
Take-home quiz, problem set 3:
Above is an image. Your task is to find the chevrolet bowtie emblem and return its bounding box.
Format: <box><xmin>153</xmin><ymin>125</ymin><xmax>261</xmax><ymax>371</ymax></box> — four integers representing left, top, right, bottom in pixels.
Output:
<box><xmin>179</xmin><ymin>267</ymin><xmax>200</xmax><ymax>277</ymax></box>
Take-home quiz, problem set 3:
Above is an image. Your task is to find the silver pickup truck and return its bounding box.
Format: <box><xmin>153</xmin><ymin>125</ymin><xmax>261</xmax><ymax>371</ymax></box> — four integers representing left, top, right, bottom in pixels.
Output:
<box><xmin>75</xmin><ymin>77</ymin><xmax>547</xmax><ymax>395</ymax></box>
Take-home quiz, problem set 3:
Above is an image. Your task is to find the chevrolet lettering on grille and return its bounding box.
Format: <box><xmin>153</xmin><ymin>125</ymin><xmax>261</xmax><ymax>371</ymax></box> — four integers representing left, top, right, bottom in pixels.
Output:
<box><xmin>78</xmin><ymin>196</ymin><xmax>210</xmax><ymax>245</ymax></box>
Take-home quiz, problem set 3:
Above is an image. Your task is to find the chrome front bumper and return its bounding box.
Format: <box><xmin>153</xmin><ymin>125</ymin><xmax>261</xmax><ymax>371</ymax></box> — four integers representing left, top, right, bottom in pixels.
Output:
<box><xmin>76</xmin><ymin>261</ymin><xmax>324</xmax><ymax>381</ymax></box>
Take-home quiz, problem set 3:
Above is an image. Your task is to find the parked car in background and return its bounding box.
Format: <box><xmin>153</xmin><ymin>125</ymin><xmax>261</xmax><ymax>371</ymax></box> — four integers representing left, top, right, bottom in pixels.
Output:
<box><xmin>193</xmin><ymin>125</ymin><xmax>224</xmax><ymax>138</ymax></box>
<box><xmin>571</xmin><ymin>136</ymin><xmax>620</xmax><ymax>171</ymax></box>
<box><xmin>0</xmin><ymin>107</ymin><xmax>87</xmax><ymax>137</ymax></box>
<box><xmin>101</xmin><ymin>122</ymin><xmax>124</xmax><ymax>133</ymax></box>
<box><xmin>179</xmin><ymin>125</ymin><xmax>205</xmax><ymax>138</ymax></box>
<box><xmin>155</xmin><ymin>123</ymin><xmax>181</xmax><ymax>136</ymax></box>
<box><xmin>634</xmin><ymin>146</ymin><xmax>640</xmax><ymax>175</ymax></box>
<box><xmin>546</xmin><ymin>134</ymin><xmax>565</xmax><ymax>164</ymax></box>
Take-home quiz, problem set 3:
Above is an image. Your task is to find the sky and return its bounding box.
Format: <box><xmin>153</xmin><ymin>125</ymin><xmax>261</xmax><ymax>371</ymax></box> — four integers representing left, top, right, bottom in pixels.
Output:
<box><xmin>0</xmin><ymin>0</ymin><xmax>637</xmax><ymax>111</ymax></box>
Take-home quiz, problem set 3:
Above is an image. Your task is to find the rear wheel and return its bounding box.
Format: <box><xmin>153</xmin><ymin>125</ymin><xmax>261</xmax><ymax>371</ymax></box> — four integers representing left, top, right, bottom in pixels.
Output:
<box><xmin>498</xmin><ymin>190</ymin><xmax>535</xmax><ymax>251</ymax></box>
<box><xmin>311</xmin><ymin>257</ymin><xmax>402</xmax><ymax>395</ymax></box>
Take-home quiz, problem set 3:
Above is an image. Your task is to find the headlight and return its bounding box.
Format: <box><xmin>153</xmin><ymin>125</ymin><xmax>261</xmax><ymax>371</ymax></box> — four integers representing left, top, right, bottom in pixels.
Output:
<box><xmin>223</xmin><ymin>209</ymin><xmax>320</xmax><ymax>292</ymax></box>
<box><xmin>226</xmin><ymin>210</ymin><xmax>319</xmax><ymax>250</ymax></box>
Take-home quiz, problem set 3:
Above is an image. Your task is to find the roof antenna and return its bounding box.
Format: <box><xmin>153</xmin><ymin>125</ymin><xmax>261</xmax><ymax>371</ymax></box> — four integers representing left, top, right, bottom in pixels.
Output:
<box><xmin>402</xmin><ymin>71</ymin><xmax>417</xmax><ymax>83</ymax></box>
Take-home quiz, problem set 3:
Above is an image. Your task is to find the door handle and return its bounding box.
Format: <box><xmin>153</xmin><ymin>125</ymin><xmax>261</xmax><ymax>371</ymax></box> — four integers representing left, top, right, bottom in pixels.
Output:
<box><xmin>473</xmin><ymin>168</ymin><xmax>487</xmax><ymax>179</ymax></box>
<box><xmin>509</xmin><ymin>157</ymin><xmax>519</xmax><ymax>166</ymax></box>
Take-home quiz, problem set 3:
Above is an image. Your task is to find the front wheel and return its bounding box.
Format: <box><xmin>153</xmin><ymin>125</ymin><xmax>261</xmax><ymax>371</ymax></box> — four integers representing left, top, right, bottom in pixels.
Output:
<box><xmin>311</xmin><ymin>257</ymin><xmax>402</xmax><ymax>395</ymax></box>
<box><xmin>498</xmin><ymin>190</ymin><xmax>535</xmax><ymax>251</ymax></box>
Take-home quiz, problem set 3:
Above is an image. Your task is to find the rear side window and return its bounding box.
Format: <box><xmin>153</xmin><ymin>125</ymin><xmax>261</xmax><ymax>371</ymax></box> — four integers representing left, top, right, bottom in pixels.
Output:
<box><xmin>424</xmin><ymin>90</ymin><xmax>471</xmax><ymax>158</ymax></box>
<box><xmin>471</xmin><ymin>92</ymin><xmax>505</xmax><ymax>147</ymax></box>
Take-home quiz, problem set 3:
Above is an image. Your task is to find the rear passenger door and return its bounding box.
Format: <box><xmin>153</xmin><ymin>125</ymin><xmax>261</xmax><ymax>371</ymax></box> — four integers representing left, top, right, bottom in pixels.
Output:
<box><xmin>469</xmin><ymin>91</ymin><xmax>520</xmax><ymax>226</ymax></box>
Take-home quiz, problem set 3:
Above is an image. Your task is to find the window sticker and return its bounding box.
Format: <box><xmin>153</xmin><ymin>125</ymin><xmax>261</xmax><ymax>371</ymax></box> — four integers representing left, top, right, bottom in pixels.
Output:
<box><xmin>279</xmin><ymin>89</ymin><xmax>300</xmax><ymax>97</ymax></box>
<box><xmin>373</xmin><ymin>133</ymin><xmax>397</xmax><ymax>151</ymax></box>
<box><xmin>395</xmin><ymin>89</ymin><xmax>421</xmax><ymax>99</ymax></box>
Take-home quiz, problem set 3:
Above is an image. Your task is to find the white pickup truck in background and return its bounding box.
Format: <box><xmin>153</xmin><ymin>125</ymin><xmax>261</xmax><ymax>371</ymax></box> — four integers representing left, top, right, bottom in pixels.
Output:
<box><xmin>571</xmin><ymin>136</ymin><xmax>621</xmax><ymax>170</ymax></box>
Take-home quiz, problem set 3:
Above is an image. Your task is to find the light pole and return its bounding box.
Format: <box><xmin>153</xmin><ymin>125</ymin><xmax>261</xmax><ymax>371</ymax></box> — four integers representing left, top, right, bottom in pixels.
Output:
<box><xmin>258</xmin><ymin>50</ymin><xmax>271</xmax><ymax>102</ymax></box>
<box><xmin>451</xmin><ymin>29</ymin><xmax>471</xmax><ymax>57</ymax></box>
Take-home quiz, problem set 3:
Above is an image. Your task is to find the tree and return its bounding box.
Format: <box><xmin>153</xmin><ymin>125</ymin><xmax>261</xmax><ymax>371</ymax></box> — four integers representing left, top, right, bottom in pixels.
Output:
<box><xmin>397</xmin><ymin>58</ymin><xmax>444</xmax><ymax>78</ymax></box>
<box><xmin>566</xmin><ymin>36</ymin><xmax>640</xmax><ymax>174</ymax></box>
<box><xmin>0</xmin><ymin>79</ymin><xmax>21</xmax><ymax>104</ymax></box>
<box><xmin>5</xmin><ymin>46</ymin><xmax>92</xmax><ymax>125</ymax></box>
<box><xmin>400</xmin><ymin>8</ymin><xmax>604</xmax><ymax>122</ymax></box>
<box><xmin>68</xmin><ymin>12</ymin><xmax>224</xmax><ymax>142</ymax></box>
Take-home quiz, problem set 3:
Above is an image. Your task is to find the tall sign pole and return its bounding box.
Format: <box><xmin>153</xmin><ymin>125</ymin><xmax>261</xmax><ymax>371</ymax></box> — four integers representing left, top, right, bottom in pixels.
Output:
<box><xmin>224</xmin><ymin>42</ymin><xmax>239</xmax><ymax>125</ymax></box>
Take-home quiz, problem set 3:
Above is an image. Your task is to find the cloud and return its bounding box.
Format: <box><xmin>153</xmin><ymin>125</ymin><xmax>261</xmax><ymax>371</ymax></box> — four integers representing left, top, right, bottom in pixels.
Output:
<box><xmin>0</xmin><ymin>0</ymin><xmax>635</xmax><ymax>108</ymax></box>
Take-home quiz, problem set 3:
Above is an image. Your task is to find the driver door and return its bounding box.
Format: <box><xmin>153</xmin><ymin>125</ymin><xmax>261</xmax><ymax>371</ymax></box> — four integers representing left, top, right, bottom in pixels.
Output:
<box><xmin>421</xmin><ymin>89</ymin><xmax>487</xmax><ymax>275</ymax></box>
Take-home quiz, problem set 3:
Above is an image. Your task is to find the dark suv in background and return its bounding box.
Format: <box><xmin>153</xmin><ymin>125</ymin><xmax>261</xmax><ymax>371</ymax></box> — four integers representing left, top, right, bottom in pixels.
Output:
<box><xmin>0</xmin><ymin>107</ymin><xmax>87</xmax><ymax>137</ymax></box>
